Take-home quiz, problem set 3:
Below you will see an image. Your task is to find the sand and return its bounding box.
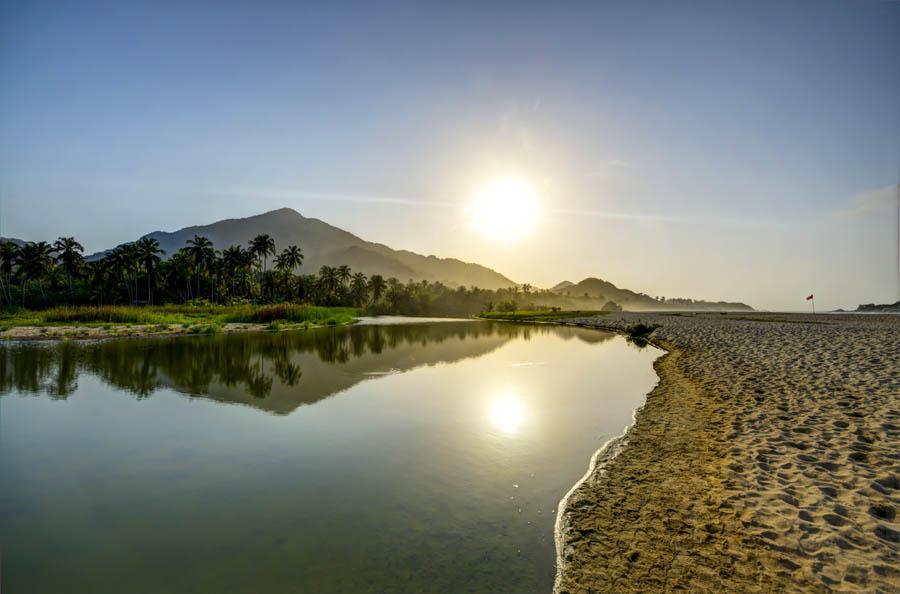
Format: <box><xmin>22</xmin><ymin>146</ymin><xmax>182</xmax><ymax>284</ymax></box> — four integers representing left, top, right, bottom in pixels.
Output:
<box><xmin>554</xmin><ymin>312</ymin><xmax>899</xmax><ymax>593</ymax></box>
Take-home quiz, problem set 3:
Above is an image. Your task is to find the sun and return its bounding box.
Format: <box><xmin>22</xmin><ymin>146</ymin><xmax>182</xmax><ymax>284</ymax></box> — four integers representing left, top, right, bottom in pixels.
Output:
<box><xmin>465</xmin><ymin>176</ymin><xmax>541</xmax><ymax>242</ymax></box>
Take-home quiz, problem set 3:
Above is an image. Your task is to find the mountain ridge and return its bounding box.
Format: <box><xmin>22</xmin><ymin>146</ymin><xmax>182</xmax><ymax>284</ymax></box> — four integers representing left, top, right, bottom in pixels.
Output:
<box><xmin>551</xmin><ymin>276</ymin><xmax>753</xmax><ymax>311</ymax></box>
<box><xmin>89</xmin><ymin>208</ymin><xmax>518</xmax><ymax>290</ymax></box>
<box><xmin>5</xmin><ymin>209</ymin><xmax>752</xmax><ymax>310</ymax></box>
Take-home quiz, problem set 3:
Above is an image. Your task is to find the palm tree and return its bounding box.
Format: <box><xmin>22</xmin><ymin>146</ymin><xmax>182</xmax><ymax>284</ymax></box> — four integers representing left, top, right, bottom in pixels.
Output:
<box><xmin>208</xmin><ymin>253</ymin><xmax>223</xmax><ymax>302</ymax></box>
<box><xmin>222</xmin><ymin>245</ymin><xmax>246</xmax><ymax>297</ymax></box>
<box><xmin>168</xmin><ymin>248</ymin><xmax>195</xmax><ymax>301</ymax></box>
<box><xmin>136</xmin><ymin>237</ymin><xmax>164</xmax><ymax>304</ymax></box>
<box><xmin>249</xmin><ymin>234</ymin><xmax>276</xmax><ymax>272</ymax></box>
<box><xmin>239</xmin><ymin>248</ymin><xmax>255</xmax><ymax>297</ymax></box>
<box><xmin>350</xmin><ymin>272</ymin><xmax>368</xmax><ymax>307</ymax></box>
<box><xmin>53</xmin><ymin>237</ymin><xmax>84</xmax><ymax>305</ymax></box>
<box><xmin>337</xmin><ymin>265</ymin><xmax>351</xmax><ymax>288</ymax></box>
<box><xmin>273</xmin><ymin>253</ymin><xmax>290</xmax><ymax>300</ymax></box>
<box><xmin>318</xmin><ymin>265</ymin><xmax>338</xmax><ymax>302</ymax></box>
<box><xmin>85</xmin><ymin>259</ymin><xmax>108</xmax><ymax>306</ymax></box>
<box><xmin>385</xmin><ymin>277</ymin><xmax>406</xmax><ymax>311</ymax></box>
<box><xmin>0</xmin><ymin>241</ymin><xmax>20</xmax><ymax>306</ymax></box>
<box><xmin>367</xmin><ymin>274</ymin><xmax>386</xmax><ymax>305</ymax></box>
<box><xmin>17</xmin><ymin>241</ymin><xmax>54</xmax><ymax>306</ymax></box>
<box><xmin>108</xmin><ymin>245</ymin><xmax>138</xmax><ymax>304</ymax></box>
<box><xmin>279</xmin><ymin>245</ymin><xmax>304</xmax><ymax>274</ymax></box>
<box><xmin>187</xmin><ymin>235</ymin><xmax>214</xmax><ymax>299</ymax></box>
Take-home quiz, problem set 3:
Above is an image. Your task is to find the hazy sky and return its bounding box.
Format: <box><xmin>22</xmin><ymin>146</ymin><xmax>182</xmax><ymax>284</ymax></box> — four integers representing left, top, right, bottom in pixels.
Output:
<box><xmin>2</xmin><ymin>0</ymin><xmax>899</xmax><ymax>310</ymax></box>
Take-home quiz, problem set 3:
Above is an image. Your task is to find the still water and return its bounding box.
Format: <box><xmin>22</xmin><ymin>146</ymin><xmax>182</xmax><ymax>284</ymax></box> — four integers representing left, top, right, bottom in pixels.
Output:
<box><xmin>0</xmin><ymin>320</ymin><xmax>660</xmax><ymax>593</ymax></box>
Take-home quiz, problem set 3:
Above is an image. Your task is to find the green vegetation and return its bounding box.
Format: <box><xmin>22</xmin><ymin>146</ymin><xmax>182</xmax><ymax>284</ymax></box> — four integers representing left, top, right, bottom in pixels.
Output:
<box><xmin>0</xmin><ymin>234</ymin><xmax>622</xmax><ymax>318</ymax></box>
<box><xmin>0</xmin><ymin>304</ymin><xmax>361</xmax><ymax>330</ymax></box>
<box><xmin>622</xmin><ymin>322</ymin><xmax>659</xmax><ymax>345</ymax></box>
<box><xmin>479</xmin><ymin>310</ymin><xmax>609</xmax><ymax>322</ymax></box>
<box><xmin>221</xmin><ymin>304</ymin><xmax>358</xmax><ymax>325</ymax></box>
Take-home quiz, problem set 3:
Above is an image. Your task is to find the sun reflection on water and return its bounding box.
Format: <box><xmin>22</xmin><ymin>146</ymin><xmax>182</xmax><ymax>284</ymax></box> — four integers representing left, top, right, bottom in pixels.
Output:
<box><xmin>489</xmin><ymin>389</ymin><xmax>526</xmax><ymax>434</ymax></box>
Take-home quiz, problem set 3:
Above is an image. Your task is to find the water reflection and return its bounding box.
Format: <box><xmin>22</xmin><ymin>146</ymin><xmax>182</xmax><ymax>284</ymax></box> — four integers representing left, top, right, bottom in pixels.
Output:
<box><xmin>488</xmin><ymin>389</ymin><xmax>526</xmax><ymax>435</ymax></box>
<box><xmin>1</xmin><ymin>321</ymin><xmax>661</xmax><ymax>594</ymax></box>
<box><xmin>0</xmin><ymin>322</ymin><xmax>613</xmax><ymax>414</ymax></box>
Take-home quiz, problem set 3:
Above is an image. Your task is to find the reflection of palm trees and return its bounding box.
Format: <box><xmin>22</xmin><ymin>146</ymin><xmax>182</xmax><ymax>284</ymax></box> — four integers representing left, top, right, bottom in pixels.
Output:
<box><xmin>274</xmin><ymin>359</ymin><xmax>302</xmax><ymax>386</ymax></box>
<box><xmin>246</xmin><ymin>366</ymin><xmax>273</xmax><ymax>399</ymax></box>
<box><xmin>0</xmin><ymin>322</ymin><xmax>601</xmax><ymax>413</ymax></box>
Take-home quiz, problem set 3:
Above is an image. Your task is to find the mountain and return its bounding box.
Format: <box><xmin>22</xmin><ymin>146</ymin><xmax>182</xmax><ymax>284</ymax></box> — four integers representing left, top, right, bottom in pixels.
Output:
<box><xmin>0</xmin><ymin>237</ymin><xmax>26</xmax><ymax>248</ymax></box>
<box><xmin>91</xmin><ymin>208</ymin><xmax>516</xmax><ymax>289</ymax></box>
<box><xmin>551</xmin><ymin>276</ymin><xmax>753</xmax><ymax>311</ymax></box>
<box><xmin>550</xmin><ymin>280</ymin><xmax>575</xmax><ymax>292</ymax></box>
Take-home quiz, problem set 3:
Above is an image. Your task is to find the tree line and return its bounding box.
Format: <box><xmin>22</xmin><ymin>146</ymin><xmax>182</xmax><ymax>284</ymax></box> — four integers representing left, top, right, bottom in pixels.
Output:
<box><xmin>0</xmin><ymin>234</ymin><xmax>561</xmax><ymax>316</ymax></box>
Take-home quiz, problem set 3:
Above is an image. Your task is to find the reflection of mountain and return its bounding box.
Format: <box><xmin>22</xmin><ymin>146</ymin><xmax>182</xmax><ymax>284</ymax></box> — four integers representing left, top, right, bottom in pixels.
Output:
<box><xmin>0</xmin><ymin>322</ymin><xmax>587</xmax><ymax>414</ymax></box>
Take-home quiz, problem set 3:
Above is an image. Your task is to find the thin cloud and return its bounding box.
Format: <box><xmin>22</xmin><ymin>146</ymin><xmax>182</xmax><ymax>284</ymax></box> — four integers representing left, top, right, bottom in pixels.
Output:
<box><xmin>551</xmin><ymin>207</ymin><xmax>776</xmax><ymax>227</ymax></box>
<box><xmin>585</xmin><ymin>160</ymin><xmax>629</xmax><ymax>177</ymax></box>
<box><xmin>208</xmin><ymin>187</ymin><xmax>454</xmax><ymax>208</ymax></box>
<box><xmin>832</xmin><ymin>185</ymin><xmax>898</xmax><ymax>219</ymax></box>
<box><xmin>208</xmin><ymin>185</ymin><xmax>780</xmax><ymax>227</ymax></box>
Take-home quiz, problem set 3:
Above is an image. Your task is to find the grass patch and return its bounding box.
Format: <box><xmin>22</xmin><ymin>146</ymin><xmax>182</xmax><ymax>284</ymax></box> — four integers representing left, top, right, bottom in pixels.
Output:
<box><xmin>479</xmin><ymin>310</ymin><xmax>609</xmax><ymax>322</ymax></box>
<box><xmin>33</xmin><ymin>305</ymin><xmax>200</xmax><ymax>325</ymax></box>
<box><xmin>221</xmin><ymin>304</ymin><xmax>359</xmax><ymax>326</ymax></box>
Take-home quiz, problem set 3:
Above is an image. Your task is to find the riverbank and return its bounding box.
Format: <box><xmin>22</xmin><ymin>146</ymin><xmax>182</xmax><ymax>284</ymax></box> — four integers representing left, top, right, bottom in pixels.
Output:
<box><xmin>0</xmin><ymin>304</ymin><xmax>360</xmax><ymax>340</ymax></box>
<box><xmin>554</xmin><ymin>312</ymin><xmax>899</xmax><ymax>593</ymax></box>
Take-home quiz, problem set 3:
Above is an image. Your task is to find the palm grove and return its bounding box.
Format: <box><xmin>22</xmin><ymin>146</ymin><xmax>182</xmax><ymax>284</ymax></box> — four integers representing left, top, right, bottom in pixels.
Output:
<box><xmin>0</xmin><ymin>234</ymin><xmax>542</xmax><ymax>316</ymax></box>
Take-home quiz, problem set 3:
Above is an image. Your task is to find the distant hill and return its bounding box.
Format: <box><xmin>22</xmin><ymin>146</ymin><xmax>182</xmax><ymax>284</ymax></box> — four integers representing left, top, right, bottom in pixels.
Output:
<box><xmin>855</xmin><ymin>301</ymin><xmax>900</xmax><ymax>313</ymax></box>
<box><xmin>550</xmin><ymin>280</ymin><xmax>575</xmax><ymax>292</ymax></box>
<box><xmin>551</xmin><ymin>276</ymin><xmax>753</xmax><ymax>311</ymax></box>
<box><xmin>90</xmin><ymin>208</ymin><xmax>516</xmax><ymax>290</ymax></box>
<box><xmin>0</xmin><ymin>237</ymin><xmax>26</xmax><ymax>247</ymax></box>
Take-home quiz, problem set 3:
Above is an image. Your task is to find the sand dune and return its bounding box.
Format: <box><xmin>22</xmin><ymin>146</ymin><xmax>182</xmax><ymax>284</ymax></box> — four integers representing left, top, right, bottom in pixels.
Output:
<box><xmin>554</xmin><ymin>312</ymin><xmax>899</xmax><ymax>593</ymax></box>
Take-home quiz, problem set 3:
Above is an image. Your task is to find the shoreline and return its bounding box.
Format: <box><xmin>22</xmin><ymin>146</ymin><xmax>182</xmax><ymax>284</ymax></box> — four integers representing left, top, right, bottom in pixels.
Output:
<box><xmin>552</xmin><ymin>335</ymin><xmax>668</xmax><ymax>593</ymax></box>
<box><xmin>551</xmin><ymin>312</ymin><xmax>900</xmax><ymax>593</ymax></box>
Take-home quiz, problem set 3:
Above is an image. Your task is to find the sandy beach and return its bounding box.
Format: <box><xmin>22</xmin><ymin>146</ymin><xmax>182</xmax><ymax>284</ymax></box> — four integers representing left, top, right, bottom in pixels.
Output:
<box><xmin>554</xmin><ymin>312</ymin><xmax>899</xmax><ymax>593</ymax></box>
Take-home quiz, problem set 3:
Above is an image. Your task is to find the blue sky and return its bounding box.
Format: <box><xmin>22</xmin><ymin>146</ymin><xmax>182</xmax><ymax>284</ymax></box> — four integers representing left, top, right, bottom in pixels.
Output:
<box><xmin>1</xmin><ymin>0</ymin><xmax>898</xmax><ymax>309</ymax></box>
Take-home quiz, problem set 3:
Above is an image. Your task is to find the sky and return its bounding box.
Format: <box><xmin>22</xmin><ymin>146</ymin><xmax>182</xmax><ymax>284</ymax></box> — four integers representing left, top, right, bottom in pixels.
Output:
<box><xmin>1</xmin><ymin>0</ymin><xmax>898</xmax><ymax>311</ymax></box>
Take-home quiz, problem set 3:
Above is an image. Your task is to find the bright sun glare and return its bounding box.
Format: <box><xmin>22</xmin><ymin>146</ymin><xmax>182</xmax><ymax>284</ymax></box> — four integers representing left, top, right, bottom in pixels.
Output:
<box><xmin>465</xmin><ymin>177</ymin><xmax>541</xmax><ymax>243</ymax></box>
<box><xmin>489</xmin><ymin>390</ymin><xmax>525</xmax><ymax>434</ymax></box>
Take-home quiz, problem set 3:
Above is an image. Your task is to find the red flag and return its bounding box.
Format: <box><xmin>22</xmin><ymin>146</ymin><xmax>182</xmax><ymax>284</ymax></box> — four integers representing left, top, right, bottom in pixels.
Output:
<box><xmin>806</xmin><ymin>294</ymin><xmax>814</xmax><ymax>301</ymax></box>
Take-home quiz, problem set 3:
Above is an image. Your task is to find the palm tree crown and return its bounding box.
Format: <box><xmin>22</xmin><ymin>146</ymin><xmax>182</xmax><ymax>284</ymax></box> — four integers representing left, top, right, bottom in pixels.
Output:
<box><xmin>249</xmin><ymin>234</ymin><xmax>276</xmax><ymax>272</ymax></box>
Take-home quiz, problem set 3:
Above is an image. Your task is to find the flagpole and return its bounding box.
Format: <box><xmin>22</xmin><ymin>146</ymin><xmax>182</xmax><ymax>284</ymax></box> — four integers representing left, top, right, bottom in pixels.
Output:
<box><xmin>812</xmin><ymin>297</ymin><xmax>815</xmax><ymax>315</ymax></box>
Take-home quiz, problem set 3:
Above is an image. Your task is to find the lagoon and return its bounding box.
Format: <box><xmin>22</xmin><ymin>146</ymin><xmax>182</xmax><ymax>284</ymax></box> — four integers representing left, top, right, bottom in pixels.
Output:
<box><xmin>0</xmin><ymin>320</ymin><xmax>659</xmax><ymax>593</ymax></box>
